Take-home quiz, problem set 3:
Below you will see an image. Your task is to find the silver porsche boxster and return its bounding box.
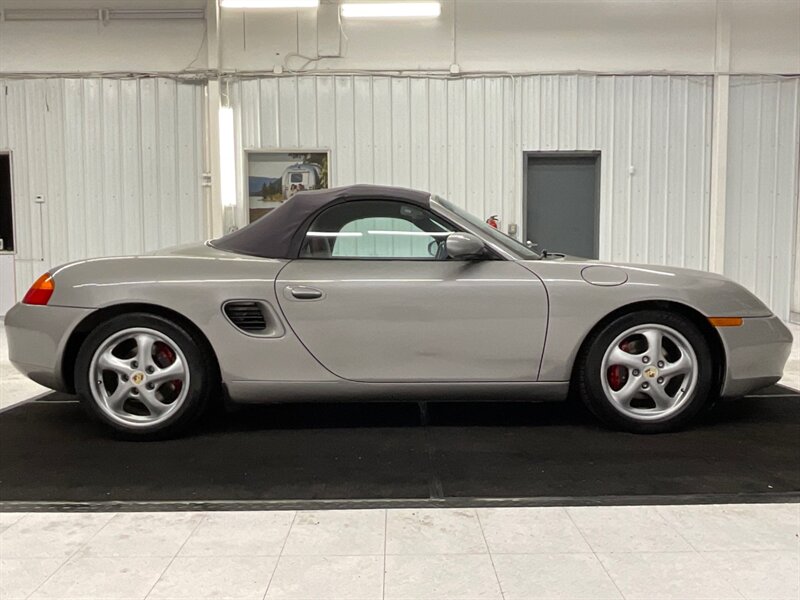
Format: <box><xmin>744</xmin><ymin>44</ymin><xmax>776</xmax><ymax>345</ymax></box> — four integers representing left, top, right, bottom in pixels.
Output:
<box><xmin>5</xmin><ymin>185</ymin><xmax>793</xmax><ymax>438</ymax></box>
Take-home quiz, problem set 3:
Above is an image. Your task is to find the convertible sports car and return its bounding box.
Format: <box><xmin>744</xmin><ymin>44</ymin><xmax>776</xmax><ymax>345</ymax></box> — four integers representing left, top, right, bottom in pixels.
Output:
<box><xmin>6</xmin><ymin>185</ymin><xmax>793</xmax><ymax>438</ymax></box>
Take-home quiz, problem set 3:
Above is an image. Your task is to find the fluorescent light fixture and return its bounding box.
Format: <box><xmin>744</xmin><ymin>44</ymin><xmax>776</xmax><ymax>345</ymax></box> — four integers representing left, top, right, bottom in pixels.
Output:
<box><xmin>108</xmin><ymin>9</ymin><xmax>206</xmax><ymax>20</ymax></box>
<box><xmin>340</xmin><ymin>2</ymin><xmax>441</xmax><ymax>18</ymax></box>
<box><xmin>306</xmin><ymin>231</ymin><xmax>363</xmax><ymax>237</ymax></box>
<box><xmin>3</xmin><ymin>9</ymin><xmax>100</xmax><ymax>21</ymax></box>
<box><xmin>218</xmin><ymin>107</ymin><xmax>237</xmax><ymax>208</ymax></box>
<box><xmin>220</xmin><ymin>0</ymin><xmax>319</xmax><ymax>8</ymax></box>
<box><xmin>3</xmin><ymin>7</ymin><xmax>206</xmax><ymax>20</ymax></box>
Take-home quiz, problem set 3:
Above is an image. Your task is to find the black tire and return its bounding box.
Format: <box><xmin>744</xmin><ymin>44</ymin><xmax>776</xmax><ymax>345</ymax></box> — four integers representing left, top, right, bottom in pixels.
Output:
<box><xmin>575</xmin><ymin>309</ymin><xmax>716</xmax><ymax>433</ymax></box>
<box><xmin>75</xmin><ymin>312</ymin><xmax>216</xmax><ymax>440</ymax></box>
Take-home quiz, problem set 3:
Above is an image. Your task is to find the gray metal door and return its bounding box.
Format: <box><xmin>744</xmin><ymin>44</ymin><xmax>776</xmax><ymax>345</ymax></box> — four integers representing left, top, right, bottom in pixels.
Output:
<box><xmin>526</xmin><ymin>153</ymin><xmax>600</xmax><ymax>259</ymax></box>
<box><xmin>276</xmin><ymin>260</ymin><xmax>548</xmax><ymax>382</ymax></box>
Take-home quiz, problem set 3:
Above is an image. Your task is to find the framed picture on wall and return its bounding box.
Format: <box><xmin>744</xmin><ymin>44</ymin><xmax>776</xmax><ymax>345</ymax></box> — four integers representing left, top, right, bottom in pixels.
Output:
<box><xmin>246</xmin><ymin>150</ymin><xmax>330</xmax><ymax>223</ymax></box>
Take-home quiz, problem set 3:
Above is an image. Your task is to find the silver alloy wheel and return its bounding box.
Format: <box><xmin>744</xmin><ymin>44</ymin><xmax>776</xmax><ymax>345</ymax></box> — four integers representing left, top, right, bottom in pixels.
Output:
<box><xmin>600</xmin><ymin>324</ymin><xmax>698</xmax><ymax>421</ymax></box>
<box><xmin>88</xmin><ymin>327</ymin><xmax>190</xmax><ymax>428</ymax></box>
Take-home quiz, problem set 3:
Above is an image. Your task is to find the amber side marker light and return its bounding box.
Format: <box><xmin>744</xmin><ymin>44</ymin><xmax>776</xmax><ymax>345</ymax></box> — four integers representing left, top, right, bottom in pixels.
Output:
<box><xmin>22</xmin><ymin>273</ymin><xmax>55</xmax><ymax>305</ymax></box>
<box><xmin>708</xmin><ymin>317</ymin><xmax>743</xmax><ymax>327</ymax></box>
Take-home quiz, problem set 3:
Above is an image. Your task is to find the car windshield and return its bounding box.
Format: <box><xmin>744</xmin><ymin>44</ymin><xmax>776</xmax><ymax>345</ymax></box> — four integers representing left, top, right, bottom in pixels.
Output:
<box><xmin>434</xmin><ymin>196</ymin><xmax>540</xmax><ymax>259</ymax></box>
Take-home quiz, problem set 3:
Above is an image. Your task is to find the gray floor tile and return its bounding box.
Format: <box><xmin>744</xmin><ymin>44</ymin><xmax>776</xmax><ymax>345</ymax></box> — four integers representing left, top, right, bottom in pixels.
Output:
<box><xmin>281</xmin><ymin>509</ymin><xmax>385</xmax><ymax>556</ymax></box>
<box><xmin>0</xmin><ymin>513</ymin><xmax>114</xmax><ymax>558</ymax></box>
<box><xmin>0</xmin><ymin>557</ymin><xmax>65</xmax><ymax>599</ymax></box>
<box><xmin>386</xmin><ymin>508</ymin><xmax>488</xmax><ymax>555</ymax></box>
<box><xmin>80</xmin><ymin>512</ymin><xmax>203</xmax><ymax>558</ymax></box>
<box><xmin>265</xmin><ymin>555</ymin><xmax>383</xmax><ymax>600</ymax></box>
<box><xmin>702</xmin><ymin>550</ymin><xmax>800</xmax><ymax>600</ymax></box>
<box><xmin>656</xmin><ymin>503</ymin><xmax>800</xmax><ymax>551</ymax></box>
<box><xmin>147</xmin><ymin>555</ymin><xmax>277</xmax><ymax>599</ymax></box>
<box><xmin>477</xmin><ymin>507</ymin><xmax>592</xmax><ymax>554</ymax></box>
<box><xmin>597</xmin><ymin>551</ymin><xmax>745</xmax><ymax>599</ymax></box>
<box><xmin>492</xmin><ymin>553</ymin><xmax>623</xmax><ymax>599</ymax></box>
<box><xmin>29</xmin><ymin>555</ymin><xmax>170</xmax><ymax>599</ymax></box>
<box><xmin>384</xmin><ymin>554</ymin><xmax>503</xmax><ymax>599</ymax></box>
<box><xmin>566</xmin><ymin>505</ymin><xmax>693</xmax><ymax>552</ymax></box>
<box><xmin>178</xmin><ymin>511</ymin><xmax>294</xmax><ymax>557</ymax></box>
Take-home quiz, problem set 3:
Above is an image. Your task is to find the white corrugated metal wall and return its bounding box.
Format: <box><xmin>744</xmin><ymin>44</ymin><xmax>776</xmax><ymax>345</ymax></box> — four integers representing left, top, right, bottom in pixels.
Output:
<box><xmin>0</xmin><ymin>77</ymin><xmax>206</xmax><ymax>295</ymax></box>
<box><xmin>725</xmin><ymin>76</ymin><xmax>800</xmax><ymax>321</ymax></box>
<box><xmin>233</xmin><ymin>74</ymin><xmax>713</xmax><ymax>270</ymax></box>
<box><xmin>1</xmin><ymin>74</ymin><xmax>795</xmax><ymax>320</ymax></box>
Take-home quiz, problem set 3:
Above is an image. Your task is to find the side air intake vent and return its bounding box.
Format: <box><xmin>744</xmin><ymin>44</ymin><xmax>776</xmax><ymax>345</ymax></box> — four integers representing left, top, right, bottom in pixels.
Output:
<box><xmin>223</xmin><ymin>301</ymin><xmax>267</xmax><ymax>332</ymax></box>
<box><xmin>222</xmin><ymin>300</ymin><xmax>286</xmax><ymax>338</ymax></box>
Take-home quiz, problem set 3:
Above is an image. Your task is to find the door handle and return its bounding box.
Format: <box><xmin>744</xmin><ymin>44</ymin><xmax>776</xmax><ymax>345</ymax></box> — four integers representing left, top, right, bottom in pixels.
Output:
<box><xmin>289</xmin><ymin>286</ymin><xmax>323</xmax><ymax>300</ymax></box>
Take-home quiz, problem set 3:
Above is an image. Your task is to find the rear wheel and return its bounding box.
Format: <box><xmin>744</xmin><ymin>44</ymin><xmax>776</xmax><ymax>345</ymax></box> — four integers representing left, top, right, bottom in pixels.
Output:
<box><xmin>75</xmin><ymin>313</ymin><xmax>215</xmax><ymax>439</ymax></box>
<box><xmin>576</xmin><ymin>310</ymin><xmax>715</xmax><ymax>433</ymax></box>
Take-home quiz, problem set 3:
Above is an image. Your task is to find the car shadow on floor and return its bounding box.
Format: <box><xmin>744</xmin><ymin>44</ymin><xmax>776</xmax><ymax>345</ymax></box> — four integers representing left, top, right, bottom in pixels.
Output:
<box><xmin>214</xmin><ymin>398</ymin><xmax>595</xmax><ymax>432</ymax></box>
<box><xmin>208</xmin><ymin>386</ymin><xmax>798</xmax><ymax>433</ymax></box>
<box><xmin>28</xmin><ymin>384</ymin><xmax>800</xmax><ymax>434</ymax></box>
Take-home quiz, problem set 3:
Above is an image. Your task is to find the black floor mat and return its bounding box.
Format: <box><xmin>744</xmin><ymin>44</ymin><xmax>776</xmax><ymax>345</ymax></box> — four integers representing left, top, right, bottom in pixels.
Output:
<box><xmin>1</xmin><ymin>386</ymin><xmax>798</xmax><ymax>509</ymax></box>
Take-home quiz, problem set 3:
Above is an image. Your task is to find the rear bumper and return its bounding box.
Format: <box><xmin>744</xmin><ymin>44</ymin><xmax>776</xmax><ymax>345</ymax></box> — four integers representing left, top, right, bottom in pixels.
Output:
<box><xmin>718</xmin><ymin>315</ymin><xmax>793</xmax><ymax>397</ymax></box>
<box><xmin>4</xmin><ymin>303</ymin><xmax>94</xmax><ymax>392</ymax></box>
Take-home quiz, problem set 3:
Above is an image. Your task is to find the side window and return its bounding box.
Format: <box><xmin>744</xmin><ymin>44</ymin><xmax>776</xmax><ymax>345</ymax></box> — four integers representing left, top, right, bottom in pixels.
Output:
<box><xmin>300</xmin><ymin>200</ymin><xmax>454</xmax><ymax>259</ymax></box>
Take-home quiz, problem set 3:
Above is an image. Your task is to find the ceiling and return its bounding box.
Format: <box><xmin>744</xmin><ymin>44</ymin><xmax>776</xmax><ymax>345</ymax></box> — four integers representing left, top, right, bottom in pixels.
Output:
<box><xmin>0</xmin><ymin>0</ymin><xmax>206</xmax><ymax>9</ymax></box>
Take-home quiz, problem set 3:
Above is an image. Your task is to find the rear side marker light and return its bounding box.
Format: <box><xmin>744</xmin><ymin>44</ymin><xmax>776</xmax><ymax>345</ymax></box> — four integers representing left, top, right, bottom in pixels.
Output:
<box><xmin>708</xmin><ymin>317</ymin><xmax>743</xmax><ymax>327</ymax></box>
<box><xmin>22</xmin><ymin>273</ymin><xmax>55</xmax><ymax>305</ymax></box>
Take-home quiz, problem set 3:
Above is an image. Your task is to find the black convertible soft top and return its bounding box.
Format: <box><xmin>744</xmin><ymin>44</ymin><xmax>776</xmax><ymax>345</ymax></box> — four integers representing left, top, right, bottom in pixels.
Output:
<box><xmin>211</xmin><ymin>185</ymin><xmax>431</xmax><ymax>259</ymax></box>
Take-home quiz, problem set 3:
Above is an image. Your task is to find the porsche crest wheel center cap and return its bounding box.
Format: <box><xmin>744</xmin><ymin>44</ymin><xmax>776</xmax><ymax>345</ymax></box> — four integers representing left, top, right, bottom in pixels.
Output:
<box><xmin>131</xmin><ymin>372</ymin><xmax>145</xmax><ymax>385</ymax></box>
<box><xmin>643</xmin><ymin>366</ymin><xmax>658</xmax><ymax>379</ymax></box>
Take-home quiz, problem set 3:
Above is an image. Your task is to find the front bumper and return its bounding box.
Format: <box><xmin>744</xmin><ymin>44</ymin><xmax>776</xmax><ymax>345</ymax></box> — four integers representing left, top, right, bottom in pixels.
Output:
<box><xmin>4</xmin><ymin>303</ymin><xmax>94</xmax><ymax>392</ymax></box>
<box><xmin>718</xmin><ymin>315</ymin><xmax>794</xmax><ymax>397</ymax></box>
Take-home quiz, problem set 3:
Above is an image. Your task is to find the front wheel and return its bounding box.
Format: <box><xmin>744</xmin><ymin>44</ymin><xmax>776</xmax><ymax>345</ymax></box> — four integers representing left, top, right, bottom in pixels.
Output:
<box><xmin>75</xmin><ymin>313</ymin><xmax>215</xmax><ymax>439</ymax></box>
<box><xmin>576</xmin><ymin>310</ymin><xmax>716</xmax><ymax>433</ymax></box>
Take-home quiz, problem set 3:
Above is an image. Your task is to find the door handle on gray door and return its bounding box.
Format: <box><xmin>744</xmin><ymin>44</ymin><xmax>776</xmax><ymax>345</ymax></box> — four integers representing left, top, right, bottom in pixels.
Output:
<box><xmin>289</xmin><ymin>286</ymin><xmax>324</xmax><ymax>300</ymax></box>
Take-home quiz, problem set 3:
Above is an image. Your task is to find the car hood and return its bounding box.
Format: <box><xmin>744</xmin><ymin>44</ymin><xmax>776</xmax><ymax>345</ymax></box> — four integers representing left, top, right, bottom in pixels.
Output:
<box><xmin>520</xmin><ymin>258</ymin><xmax>772</xmax><ymax>318</ymax></box>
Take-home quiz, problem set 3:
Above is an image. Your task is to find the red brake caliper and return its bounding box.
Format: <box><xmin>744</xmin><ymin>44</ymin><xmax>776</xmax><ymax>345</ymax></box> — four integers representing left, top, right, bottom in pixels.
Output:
<box><xmin>155</xmin><ymin>343</ymin><xmax>182</xmax><ymax>394</ymax></box>
<box><xmin>607</xmin><ymin>341</ymin><xmax>631</xmax><ymax>391</ymax></box>
<box><xmin>608</xmin><ymin>365</ymin><xmax>625</xmax><ymax>391</ymax></box>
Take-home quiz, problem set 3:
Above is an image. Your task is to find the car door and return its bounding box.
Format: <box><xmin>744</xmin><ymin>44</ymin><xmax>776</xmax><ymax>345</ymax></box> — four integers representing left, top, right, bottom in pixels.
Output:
<box><xmin>275</xmin><ymin>199</ymin><xmax>548</xmax><ymax>382</ymax></box>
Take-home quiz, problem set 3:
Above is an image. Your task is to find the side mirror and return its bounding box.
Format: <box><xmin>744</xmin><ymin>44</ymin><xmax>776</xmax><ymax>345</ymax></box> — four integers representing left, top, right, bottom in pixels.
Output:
<box><xmin>445</xmin><ymin>232</ymin><xmax>486</xmax><ymax>260</ymax></box>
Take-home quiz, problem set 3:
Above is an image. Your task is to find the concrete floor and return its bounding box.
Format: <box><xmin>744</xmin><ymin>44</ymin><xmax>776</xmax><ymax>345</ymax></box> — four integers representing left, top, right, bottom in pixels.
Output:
<box><xmin>1</xmin><ymin>321</ymin><xmax>799</xmax><ymax>599</ymax></box>
<box><xmin>1</xmin><ymin>504</ymin><xmax>799</xmax><ymax>599</ymax></box>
